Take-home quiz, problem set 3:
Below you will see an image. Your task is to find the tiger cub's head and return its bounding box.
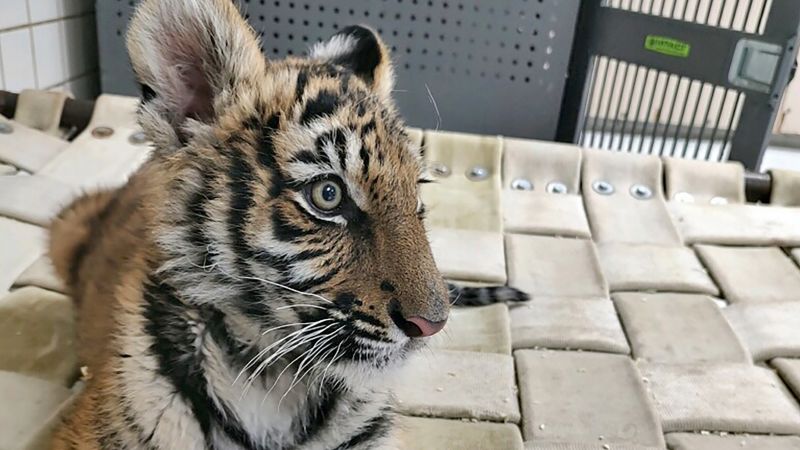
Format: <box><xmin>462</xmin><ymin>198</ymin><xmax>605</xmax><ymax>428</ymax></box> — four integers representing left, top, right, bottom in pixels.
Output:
<box><xmin>127</xmin><ymin>0</ymin><xmax>449</xmax><ymax>373</ymax></box>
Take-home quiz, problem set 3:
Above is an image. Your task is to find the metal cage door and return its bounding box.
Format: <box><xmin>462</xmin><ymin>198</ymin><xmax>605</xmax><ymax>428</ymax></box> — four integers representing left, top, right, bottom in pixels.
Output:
<box><xmin>556</xmin><ymin>0</ymin><xmax>800</xmax><ymax>169</ymax></box>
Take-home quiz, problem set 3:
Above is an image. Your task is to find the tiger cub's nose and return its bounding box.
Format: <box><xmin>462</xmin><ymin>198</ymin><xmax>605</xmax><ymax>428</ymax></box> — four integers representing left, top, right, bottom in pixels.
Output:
<box><xmin>389</xmin><ymin>307</ymin><xmax>447</xmax><ymax>338</ymax></box>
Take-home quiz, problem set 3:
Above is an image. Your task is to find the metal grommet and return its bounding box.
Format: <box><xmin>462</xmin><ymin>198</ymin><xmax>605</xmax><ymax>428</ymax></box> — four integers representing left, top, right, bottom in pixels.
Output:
<box><xmin>546</xmin><ymin>181</ymin><xmax>568</xmax><ymax>194</ymax></box>
<box><xmin>510</xmin><ymin>178</ymin><xmax>533</xmax><ymax>191</ymax></box>
<box><xmin>92</xmin><ymin>126</ymin><xmax>114</xmax><ymax>138</ymax></box>
<box><xmin>466</xmin><ymin>166</ymin><xmax>489</xmax><ymax>181</ymax></box>
<box><xmin>430</xmin><ymin>162</ymin><xmax>451</xmax><ymax>178</ymax></box>
<box><xmin>0</xmin><ymin>122</ymin><xmax>13</xmax><ymax>134</ymax></box>
<box><xmin>710</xmin><ymin>196</ymin><xmax>729</xmax><ymax>205</ymax></box>
<box><xmin>128</xmin><ymin>130</ymin><xmax>148</xmax><ymax>145</ymax></box>
<box><xmin>592</xmin><ymin>180</ymin><xmax>615</xmax><ymax>195</ymax></box>
<box><xmin>630</xmin><ymin>184</ymin><xmax>653</xmax><ymax>200</ymax></box>
<box><xmin>673</xmin><ymin>192</ymin><xmax>695</xmax><ymax>203</ymax></box>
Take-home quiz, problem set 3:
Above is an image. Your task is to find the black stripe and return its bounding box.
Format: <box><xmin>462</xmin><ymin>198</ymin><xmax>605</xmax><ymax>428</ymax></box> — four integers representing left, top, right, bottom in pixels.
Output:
<box><xmin>251</xmin><ymin>250</ymin><xmax>290</xmax><ymax>277</ymax></box>
<box><xmin>185</xmin><ymin>175</ymin><xmax>215</xmax><ymax>266</ymax></box>
<box><xmin>271</xmin><ymin>208</ymin><xmax>308</xmax><ymax>243</ymax></box>
<box><xmin>359</xmin><ymin>146</ymin><xmax>371</xmax><ymax>177</ymax></box>
<box><xmin>292</xmin><ymin>248</ymin><xmax>328</xmax><ymax>261</ymax></box>
<box><xmin>227</xmin><ymin>151</ymin><xmax>256</xmax><ymax>268</ymax></box>
<box><xmin>315</xmin><ymin>128</ymin><xmax>347</xmax><ymax>168</ymax></box>
<box><xmin>314</xmin><ymin>129</ymin><xmax>337</xmax><ymax>150</ymax></box>
<box><xmin>226</xmin><ymin>151</ymin><xmax>277</xmax><ymax>321</ymax></box>
<box><xmin>242</xmin><ymin>114</ymin><xmax>261</xmax><ymax>135</ymax></box>
<box><xmin>290</xmin><ymin>150</ymin><xmax>321</xmax><ymax>165</ymax></box>
<box><xmin>351</xmin><ymin>327</ymin><xmax>394</xmax><ymax>344</ymax></box>
<box><xmin>143</xmin><ymin>280</ymin><xmax>215</xmax><ymax>446</ymax></box>
<box><xmin>292</xmin><ymin>380</ymin><xmax>343</xmax><ymax>445</ymax></box>
<box><xmin>253</xmin><ymin>244</ymin><xmax>326</xmax><ymax>274</ymax></box>
<box><xmin>288</xmin><ymin>269</ymin><xmax>340</xmax><ymax>293</ymax></box>
<box><xmin>361</xmin><ymin>119</ymin><xmax>376</xmax><ymax>137</ymax></box>
<box><xmin>202</xmin><ymin>307</ymin><xmax>261</xmax><ymax>376</ymax></box>
<box><xmin>333</xmin><ymin>413</ymin><xmax>391</xmax><ymax>450</ymax></box>
<box><xmin>349</xmin><ymin>311</ymin><xmax>385</xmax><ymax>329</ymax></box>
<box><xmin>300</xmin><ymin>90</ymin><xmax>340</xmax><ymax>125</ymax></box>
<box><xmin>295</xmin><ymin>70</ymin><xmax>309</xmax><ymax>100</ymax></box>
<box><xmin>335</xmin><ymin>131</ymin><xmax>348</xmax><ymax>163</ymax></box>
<box><xmin>144</xmin><ymin>279</ymin><xmax>266</xmax><ymax>450</ymax></box>
<box><xmin>255</xmin><ymin>114</ymin><xmax>284</xmax><ymax>198</ymax></box>
<box><xmin>337</xmin><ymin>142</ymin><xmax>348</xmax><ymax>171</ymax></box>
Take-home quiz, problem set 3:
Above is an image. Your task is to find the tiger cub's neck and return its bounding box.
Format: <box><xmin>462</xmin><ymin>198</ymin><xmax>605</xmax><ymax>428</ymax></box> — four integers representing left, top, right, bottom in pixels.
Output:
<box><xmin>112</xmin><ymin>277</ymin><xmax>394</xmax><ymax>450</ymax></box>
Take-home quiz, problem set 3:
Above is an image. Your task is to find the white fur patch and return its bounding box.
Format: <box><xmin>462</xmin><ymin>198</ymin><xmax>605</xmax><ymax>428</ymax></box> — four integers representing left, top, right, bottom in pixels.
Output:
<box><xmin>309</xmin><ymin>34</ymin><xmax>357</xmax><ymax>62</ymax></box>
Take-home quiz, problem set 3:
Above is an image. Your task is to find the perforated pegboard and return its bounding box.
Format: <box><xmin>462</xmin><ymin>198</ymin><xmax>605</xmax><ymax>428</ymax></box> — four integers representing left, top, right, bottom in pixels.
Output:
<box><xmin>97</xmin><ymin>0</ymin><xmax>579</xmax><ymax>140</ymax></box>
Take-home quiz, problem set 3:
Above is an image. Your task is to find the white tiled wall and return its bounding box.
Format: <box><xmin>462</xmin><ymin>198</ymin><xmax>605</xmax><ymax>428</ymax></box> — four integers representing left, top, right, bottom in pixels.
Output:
<box><xmin>0</xmin><ymin>0</ymin><xmax>98</xmax><ymax>99</ymax></box>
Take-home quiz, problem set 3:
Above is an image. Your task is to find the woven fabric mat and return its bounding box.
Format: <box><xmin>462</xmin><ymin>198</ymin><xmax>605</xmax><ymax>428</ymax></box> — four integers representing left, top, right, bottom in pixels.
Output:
<box><xmin>3</xmin><ymin>92</ymin><xmax>800</xmax><ymax>449</ymax></box>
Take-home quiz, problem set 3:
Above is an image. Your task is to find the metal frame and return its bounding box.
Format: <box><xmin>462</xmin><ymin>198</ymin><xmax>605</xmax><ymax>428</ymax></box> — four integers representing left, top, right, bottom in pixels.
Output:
<box><xmin>557</xmin><ymin>0</ymin><xmax>800</xmax><ymax>169</ymax></box>
<box><xmin>0</xmin><ymin>90</ymin><xmax>94</xmax><ymax>136</ymax></box>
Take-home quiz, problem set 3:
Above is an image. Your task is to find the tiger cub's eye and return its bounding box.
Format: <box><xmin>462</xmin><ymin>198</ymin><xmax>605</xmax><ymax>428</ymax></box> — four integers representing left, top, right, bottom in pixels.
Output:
<box><xmin>310</xmin><ymin>179</ymin><xmax>343</xmax><ymax>211</ymax></box>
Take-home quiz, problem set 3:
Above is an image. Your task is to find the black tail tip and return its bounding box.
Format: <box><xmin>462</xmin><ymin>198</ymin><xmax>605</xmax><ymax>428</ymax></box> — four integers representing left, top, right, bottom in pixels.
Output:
<box><xmin>504</xmin><ymin>286</ymin><xmax>530</xmax><ymax>302</ymax></box>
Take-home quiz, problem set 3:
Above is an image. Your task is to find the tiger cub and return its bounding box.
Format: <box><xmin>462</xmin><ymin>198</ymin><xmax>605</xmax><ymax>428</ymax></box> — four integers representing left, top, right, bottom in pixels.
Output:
<box><xmin>49</xmin><ymin>0</ymin><xmax>527</xmax><ymax>448</ymax></box>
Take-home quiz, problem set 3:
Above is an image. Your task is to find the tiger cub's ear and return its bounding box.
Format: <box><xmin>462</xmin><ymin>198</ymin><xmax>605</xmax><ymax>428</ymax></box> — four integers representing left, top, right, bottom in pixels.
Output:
<box><xmin>310</xmin><ymin>26</ymin><xmax>395</xmax><ymax>101</ymax></box>
<box><xmin>126</xmin><ymin>0</ymin><xmax>266</xmax><ymax>148</ymax></box>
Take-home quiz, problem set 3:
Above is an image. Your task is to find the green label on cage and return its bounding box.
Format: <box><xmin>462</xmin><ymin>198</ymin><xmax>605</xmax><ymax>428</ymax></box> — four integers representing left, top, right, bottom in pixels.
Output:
<box><xmin>645</xmin><ymin>35</ymin><xmax>691</xmax><ymax>58</ymax></box>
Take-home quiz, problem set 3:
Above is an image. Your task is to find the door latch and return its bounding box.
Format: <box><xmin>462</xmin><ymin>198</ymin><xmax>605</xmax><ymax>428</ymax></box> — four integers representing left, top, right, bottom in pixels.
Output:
<box><xmin>729</xmin><ymin>39</ymin><xmax>783</xmax><ymax>93</ymax></box>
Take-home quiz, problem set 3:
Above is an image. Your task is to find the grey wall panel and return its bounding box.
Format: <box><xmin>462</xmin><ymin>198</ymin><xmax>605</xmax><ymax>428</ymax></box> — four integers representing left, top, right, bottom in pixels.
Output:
<box><xmin>96</xmin><ymin>0</ymin><xmax>580</xmax><ymax>140</ymax></box>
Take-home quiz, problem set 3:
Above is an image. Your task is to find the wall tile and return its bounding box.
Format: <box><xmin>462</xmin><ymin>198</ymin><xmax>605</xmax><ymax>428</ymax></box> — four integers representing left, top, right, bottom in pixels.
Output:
<box><xmin>0</xmin><ymin>3</ymin><xmax>97</xmax><ymax>97</ymax></box>
<box><xmin>27</xmin><ymin>0</ymin><xmax>64</xmax><ymax>23</ymax></box>
<box><xmin>1</xmin><ymin>29</ymin><xmax>37</xmax><ymax>91</ymax></box>
<box><xmin>0</xmin><ymin>0</ymin><xmax>29</xmax><ymax>31</ymax></box>
<box><xmin>32</xmin><ymin>21</ymin><xmax>66</xmax><ymax>88</ymax></box>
